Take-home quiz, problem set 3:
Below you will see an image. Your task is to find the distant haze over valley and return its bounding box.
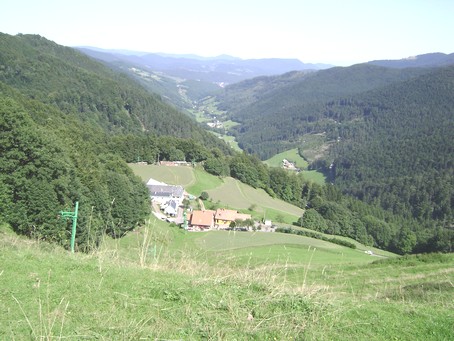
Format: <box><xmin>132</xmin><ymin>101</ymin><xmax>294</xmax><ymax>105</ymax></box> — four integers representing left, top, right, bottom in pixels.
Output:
<box><xmin>77</xmin><ymin>46</ymin><xmax>454</xmax><ymax>85</ymax></box>
<box><xmin>76</xmin><ymin>46</ymin><xmax>333</xmax><ymax>85</ymax></box>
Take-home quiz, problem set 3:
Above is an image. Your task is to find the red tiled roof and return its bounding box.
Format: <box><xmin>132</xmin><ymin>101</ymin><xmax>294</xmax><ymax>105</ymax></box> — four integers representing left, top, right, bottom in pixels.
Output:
<box><xmin>190</xmin><ymin>210</ymin><xmax>215</xmax><ymax>227</ymax></box>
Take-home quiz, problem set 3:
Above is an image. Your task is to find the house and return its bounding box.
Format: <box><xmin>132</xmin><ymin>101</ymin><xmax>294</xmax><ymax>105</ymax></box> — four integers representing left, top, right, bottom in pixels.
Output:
<box><xmin>147</xmin><ymin>179</ymin><xmax>184</xmax><ymax>206</ymax></box>
<box><xmin>160</xmin><ymin>161</ymin><xmax>190</xmax><ymax>167</ymax></box>
<box><xmin>162</xmin><ymin>199</ymin><xmax>178</xmax><ymax>216</ymax></box>
<box><xmin>189</xmin><ymin>210</ymin><xmax>215</xmax><ymax>230</ymax></box>
<box><xmin>282</xmin><ymin>159</ymin><xmax>301</xmax><ymax>172</ymax></box>
<box><xmin>215</xmin><ymin>208</ymin><xmax>252</xmax><ymax>228</ymax></box>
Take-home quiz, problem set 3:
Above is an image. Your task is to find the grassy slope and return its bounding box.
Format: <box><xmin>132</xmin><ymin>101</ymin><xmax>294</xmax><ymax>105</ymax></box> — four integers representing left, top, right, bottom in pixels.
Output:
<box><xmin>129</xmin><ymin>163</ymin><xmax>197</xmax><ymax>186</ymax></box>
<box><xmin>1</xmin><ymin>221</ymin><xmax>453</xmax><ymax>340</ymax></box>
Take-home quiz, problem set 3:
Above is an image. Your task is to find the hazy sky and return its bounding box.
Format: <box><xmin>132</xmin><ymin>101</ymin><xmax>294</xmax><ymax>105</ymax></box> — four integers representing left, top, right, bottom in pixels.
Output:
<box><xmin>2</xmin><ymin>0</ymin><xmax>453</xmax><ymax>65</ymax></box>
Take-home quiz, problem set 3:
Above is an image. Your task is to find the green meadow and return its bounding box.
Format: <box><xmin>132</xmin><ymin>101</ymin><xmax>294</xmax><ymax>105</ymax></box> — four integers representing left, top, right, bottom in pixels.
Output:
<box><xmin>265</xmin><ymin>148</ymin><xmax>326</xmax><ymax>185</ymax></box>
<box><xmin>264</xmin><ymin>148</ymin><xmax>309</xmax><ymax>168</ymax></box>
<box><xmin>129</xmin><ymin>163</ymin><xmax>197</xmax><ymax>187</ymax></box>
<box><xmin>211</xmin><ymin>132</ymin><xmax>242</xmax><ymax>152</ymax></box>
<box><xmin>1</xmin><ymin>219</ymin><xmax>453</xmax><ymax>340</ymax></box>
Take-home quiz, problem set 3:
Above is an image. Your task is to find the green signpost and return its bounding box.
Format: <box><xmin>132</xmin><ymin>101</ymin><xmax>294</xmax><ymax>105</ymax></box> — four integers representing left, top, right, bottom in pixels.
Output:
<box><xmin>59</xmin><ymin>201</ymin><xmax>79</xmax><ymax>253</ymax></box>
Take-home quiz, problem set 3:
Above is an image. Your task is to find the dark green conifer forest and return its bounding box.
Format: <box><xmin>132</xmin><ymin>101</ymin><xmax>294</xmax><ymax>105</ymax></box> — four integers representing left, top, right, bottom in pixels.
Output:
<box><xmin>213</xmin><ymin>61</ymin><xmax>454</xmax><ymax>253</ymax></box>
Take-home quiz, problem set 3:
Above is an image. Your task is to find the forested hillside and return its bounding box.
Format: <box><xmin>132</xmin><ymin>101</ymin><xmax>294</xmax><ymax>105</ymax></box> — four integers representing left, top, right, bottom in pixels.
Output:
<box><xmin>330</xmin><ymin>66</ymin><xmax>454</xmax><ymax>233</ymax></box>
<box><xmin>0</xmin><ymin>33</ymin><xmax>229</xmax><ymax>151</ymax></box>
<box><xmin>0</xmin><ymin>86</ymin><xmax>150</xmax><ymax>250</ymax></box>
<box><xmin>212</xmin><ymin>60</ymin><xmax>454</xmax><ymax>252</ymax></box>
<box><xmin>368</xmin><ymin>52</ymin><xmax>454</xmax><ymax>68</ymax></box>
<box><xmin>0</xmin><ymin>33</ymin><xmax>231</xmax><ymax>251</ymax></box>
<box><xmin>217</xmin><ymin>64</ymin><xmax>432</xmax><ymax>158</ymax></box>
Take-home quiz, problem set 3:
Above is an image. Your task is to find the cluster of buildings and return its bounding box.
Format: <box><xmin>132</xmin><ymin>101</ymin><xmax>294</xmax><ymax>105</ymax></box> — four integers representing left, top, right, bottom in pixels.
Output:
<box><xmin>206</xmin><ymin>120</ymin><xmax>223</xmax><ymax>129</ymax></box>
<box><xmin>146</xmin><ymin>178</ymin><xmax>255</xmax><ymax>231</ymax></box>
<box><xmin>282</xmin><ymin>159</ymin><xmax>301</xmax><ymax>172</ymax></box>
<box><xmin>187</xmin><ymin>208</ymin><xmax>252</xmax><ymax>231</ymax></box>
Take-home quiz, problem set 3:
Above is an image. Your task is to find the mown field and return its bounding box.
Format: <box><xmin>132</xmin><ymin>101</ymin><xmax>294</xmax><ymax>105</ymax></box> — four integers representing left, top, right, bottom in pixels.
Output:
<box><xmin>1</xmin><ymin>220</ymin><xmax>453</xmax><ymax>340</ymax></box>
<box><xmin>129</xmin><ymin>163</ymin><xmax>197</xmax><ymax>187</ymax></box>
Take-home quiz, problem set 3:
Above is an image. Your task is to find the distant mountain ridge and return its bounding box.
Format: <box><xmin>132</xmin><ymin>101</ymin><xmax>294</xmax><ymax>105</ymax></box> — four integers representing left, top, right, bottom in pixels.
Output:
<box><xmin>368</xmin><ymin>52</ymin><xmax>454</xmax><ymax>68</ymax></box>
<box><xmin>76</xmin><ymin>47</ymin><xmax>332</xmax><ymax>84</ymax></box>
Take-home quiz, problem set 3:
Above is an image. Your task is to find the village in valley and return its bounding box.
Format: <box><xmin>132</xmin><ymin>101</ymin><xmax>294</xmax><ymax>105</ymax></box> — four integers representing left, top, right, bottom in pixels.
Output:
<box><xmin>146</xmin><ymin>175</ymin><xmax>274</xmax><ymax>232</ymax></box>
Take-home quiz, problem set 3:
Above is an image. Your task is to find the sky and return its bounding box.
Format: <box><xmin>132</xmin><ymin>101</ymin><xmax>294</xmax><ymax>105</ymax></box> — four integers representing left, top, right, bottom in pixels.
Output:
<box><xmin>2</xmin><ymin>0</ymin><xmax>453</xmax><ymax>66</ymax></box>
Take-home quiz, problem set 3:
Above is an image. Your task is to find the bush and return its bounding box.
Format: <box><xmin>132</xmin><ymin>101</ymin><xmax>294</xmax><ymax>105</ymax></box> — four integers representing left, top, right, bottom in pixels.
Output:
<box><xmin>200</xmin><ymin>191</ymin><xmax>209</xmax><ymax>200</ymax></box>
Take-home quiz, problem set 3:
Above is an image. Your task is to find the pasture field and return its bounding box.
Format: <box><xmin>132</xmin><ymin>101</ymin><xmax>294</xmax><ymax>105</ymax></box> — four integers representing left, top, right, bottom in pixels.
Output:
<box><xmin>264</xmin><ymin>148</ymin><xmax>326</xmax><ymax>184</ymax></box>
<box><xmin>128</xmin><ymin>164</ymin><xmax>222</xmax><ymax>197</ymax></box>
<box><xmin>187</xmin><ymin>167</ymin><xmax>224</xmax><ymax>196</ymax></box>
<box><xmin>206</xmin><ymin>177</ymin><xmax>303</xmax><ymax>223</ymax></box>
<box><xmin>300</xmin><ymin>169</ymin><xmax>327</xmax><ymax>184</ymax></box>
<box><xmin>1</xmin><ymin>220</ymin><xmax>453</xmax><ymax>340</ymax></box>
<box><xmin>265</xmin><ymin>148</ymin><xmax>309</xmax><ymax>169</ymax></box>
<box><xmin>222</xmin><ymin>120</ymin><xmax>240</xmax><ymax>129</ymax></box>
<box><xmin>128</xmin><ymin>163</ymin><xmax>195</xmax><ymax>186</ymax></box>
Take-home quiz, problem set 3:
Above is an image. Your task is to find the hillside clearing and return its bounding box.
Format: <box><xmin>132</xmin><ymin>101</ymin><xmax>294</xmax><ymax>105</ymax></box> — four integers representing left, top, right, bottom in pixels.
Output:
<box><xmin>264</xmin><ymin>148</ymin><xmax>326</xmax><ymax>184</ymax></box>
<box><xmin>265</xmin><ymin>148</ymin><xmax>309</xmax><ymax>169</ymax></box>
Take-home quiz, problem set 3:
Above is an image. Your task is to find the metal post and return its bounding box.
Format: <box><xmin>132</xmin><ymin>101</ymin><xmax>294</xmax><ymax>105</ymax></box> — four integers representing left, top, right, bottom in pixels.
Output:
<box><xmin>59</xmin><ymin>201</ymin><xmax>79</xmax><ymax>253</ymax></box>
<box><xmin>70</xmin><ymin>201</ymin><xmax>79</xmax><ymax>253</ymax></box>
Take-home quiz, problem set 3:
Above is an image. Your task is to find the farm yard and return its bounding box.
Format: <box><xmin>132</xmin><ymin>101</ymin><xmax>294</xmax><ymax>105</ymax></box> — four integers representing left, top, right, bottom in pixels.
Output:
<box><xmin>130</xmin><ymin>163</ymin><xmax>304</xmax><ymax>224</ymax></box>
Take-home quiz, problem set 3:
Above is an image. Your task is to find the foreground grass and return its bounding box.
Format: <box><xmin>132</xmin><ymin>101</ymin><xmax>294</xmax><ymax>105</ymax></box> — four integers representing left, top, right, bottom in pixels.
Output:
<box><xmin>0</xmin><ymin>223</ymin><xmax>321</xmax><ymax>339</ymax></box>
<box><xmin>2</xmin><ymin>220</ymin><xmax>452</xmax><ymax>340</ymax></box>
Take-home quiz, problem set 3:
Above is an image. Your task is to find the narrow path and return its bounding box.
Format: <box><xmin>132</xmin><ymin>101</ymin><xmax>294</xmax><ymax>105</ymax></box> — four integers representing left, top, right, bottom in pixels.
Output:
<box><xmin>198</xmin><ymin>198</ymin><xmax>206</xmax><ymax>210</ymax></box>
<box><xmin>234</xmin><ymin>178</ymin><xmax>250</xmax><ymax>202</ymax></box>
